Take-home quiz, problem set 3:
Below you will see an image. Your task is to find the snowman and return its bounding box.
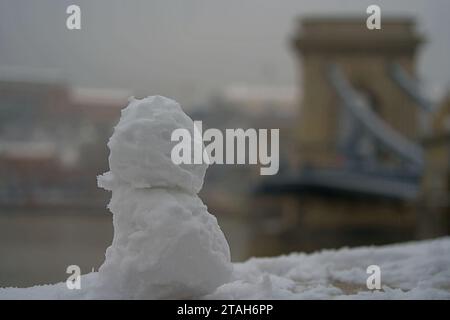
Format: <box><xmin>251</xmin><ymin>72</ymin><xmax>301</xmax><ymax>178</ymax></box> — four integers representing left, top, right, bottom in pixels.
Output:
<box><xmin>95</xmin><ymin>96</ymin><xmax>232</xmax><ymax>299</ymax></box>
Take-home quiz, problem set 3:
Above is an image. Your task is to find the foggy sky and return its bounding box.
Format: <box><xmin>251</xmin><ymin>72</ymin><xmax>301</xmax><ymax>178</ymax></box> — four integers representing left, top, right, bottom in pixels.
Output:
<box><xmin>0</xmin><ymin>0</ymin><xmax>449</xmax><ymax>106</ymax></box>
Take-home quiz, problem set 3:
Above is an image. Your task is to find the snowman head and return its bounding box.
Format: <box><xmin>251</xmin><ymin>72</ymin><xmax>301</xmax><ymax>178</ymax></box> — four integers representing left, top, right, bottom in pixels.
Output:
<box><xmin>98</xmin><ymin>96</ymin><xmax>207</xmax><ymax>194</ymax></box>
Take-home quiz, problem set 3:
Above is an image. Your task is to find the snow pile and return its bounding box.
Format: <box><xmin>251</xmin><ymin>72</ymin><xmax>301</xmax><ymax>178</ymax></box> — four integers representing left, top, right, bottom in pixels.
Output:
<box><xmin>204</xmin><ymin>237</ymin><xmax>450</xmax><ymax>299</ymax></box>
<box><xmin>1</xmin><ymin>237</ymin><xmax>449</xmax><ymax>299</ymax></box>
<box><xmin>93</xmin><ymin>96</ymin><xmax>232</xmax><ymax>299</ymax></box>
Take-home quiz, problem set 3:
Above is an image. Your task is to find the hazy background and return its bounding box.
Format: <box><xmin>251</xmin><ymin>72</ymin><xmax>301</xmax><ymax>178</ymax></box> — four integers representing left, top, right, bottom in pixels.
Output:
<box><xmin>1</xmin><ymin>0</ymin><xmax>450</xmax><ymax>107</ymax></box>
<box><xmin>1</xmin><ymin>0</ymin><xmax>450</xmax><ymax>287</ymax></box>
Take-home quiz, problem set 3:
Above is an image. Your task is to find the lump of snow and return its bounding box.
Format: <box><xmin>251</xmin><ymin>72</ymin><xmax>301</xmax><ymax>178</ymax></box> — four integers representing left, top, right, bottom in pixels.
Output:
<box><xmin>94</xmin><ymin>96</ymin><xmax>232</xmax><ymax>298</ymax></box>
<box><xmin>95</xmin><ymin>187</ymin><xmax>232</xmax><ymax>299</ymax></box>
<box><xmin>98</xmin><ymin>95</ymin><xmax>207</xmax><ymax>194</ymax></box>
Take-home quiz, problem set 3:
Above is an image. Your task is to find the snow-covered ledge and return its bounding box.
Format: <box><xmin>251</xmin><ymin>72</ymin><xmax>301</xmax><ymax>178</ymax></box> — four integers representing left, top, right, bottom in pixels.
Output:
<box><xmin>1</xmin><ymin>97</ymin><xmax>449</xmax><ymax>300</ymax></box>
<box><xmin>2</xmin><ymin>237</ymin><xmax>449</xmax><ymax>299</ymax></box>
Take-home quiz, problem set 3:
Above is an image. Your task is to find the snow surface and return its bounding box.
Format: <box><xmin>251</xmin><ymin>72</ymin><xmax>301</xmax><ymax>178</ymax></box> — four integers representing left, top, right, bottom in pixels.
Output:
<box><xmin>204</xmin><ymin>237</ymin><xmax>450</xmax><ymax>300</ymax></box>
<box><xmin>1</xmin><ymin>237</ymin><xmax>449</xmax><ymax>299</ymax></box>
<box><xmin>0</xmin><ymin>96</ymin><xmax>449</xmax><ymax>300</ymax></box>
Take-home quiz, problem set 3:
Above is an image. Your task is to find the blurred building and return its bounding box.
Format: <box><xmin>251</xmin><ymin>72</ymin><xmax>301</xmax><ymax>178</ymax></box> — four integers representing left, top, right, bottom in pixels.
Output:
<box><xmin>0</xmin><ymin>75</ymin><xmax>129</xmax><ymax>209</ymax></box>
<box><xmin>252</xmin><ymin>17</ymin><xmax>447</xmax><ymax>255</ymax></box>
<box><xmin>0</xmin><ymin>73</ymin><xmax>131</xmax><ymax>286</ymax></box>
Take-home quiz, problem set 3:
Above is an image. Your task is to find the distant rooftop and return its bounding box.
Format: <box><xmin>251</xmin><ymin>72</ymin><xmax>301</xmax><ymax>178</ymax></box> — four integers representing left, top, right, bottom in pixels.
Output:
<box><xmin>70</xmin><ymin>87</ymin><xmax>132</xmax><ymax>107</ymax></box>
<box><xmin>0</xmin><ymin>66</ymin><xmax>66</xmax><ymax>85</ymax></box>
<box><xmin>0</xmin><ymin>142</ymin><xmax>56</xmax><ymax>159</ymax></box>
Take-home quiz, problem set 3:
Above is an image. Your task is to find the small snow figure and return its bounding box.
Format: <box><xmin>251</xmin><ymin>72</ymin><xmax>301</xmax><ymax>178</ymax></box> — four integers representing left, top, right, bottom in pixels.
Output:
<box><xmin>96</xmin><ymin>96</ymin><xmax>232</xmax><ymax>299</ymax></box>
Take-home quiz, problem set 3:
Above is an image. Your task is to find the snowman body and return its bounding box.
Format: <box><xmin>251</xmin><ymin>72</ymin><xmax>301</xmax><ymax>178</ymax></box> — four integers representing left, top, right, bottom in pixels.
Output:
<box><xmin>95</xmin><ymin>96</ymin><xmax>232</xmax><ymax>299</ymax></box>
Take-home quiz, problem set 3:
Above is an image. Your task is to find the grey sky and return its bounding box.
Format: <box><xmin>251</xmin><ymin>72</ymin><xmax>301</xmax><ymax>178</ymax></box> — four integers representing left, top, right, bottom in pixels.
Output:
<box><xmin>0</xmin><ymin>0</ymin><xmax>449</xmax><ymax>106</ymax></box>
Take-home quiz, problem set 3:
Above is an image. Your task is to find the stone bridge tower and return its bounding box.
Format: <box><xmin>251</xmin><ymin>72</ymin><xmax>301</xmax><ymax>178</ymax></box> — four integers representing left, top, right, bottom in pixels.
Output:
<box><xmin>291</xmin><ymin>17</ymin><xmax>425</xmax><ymax>168</ymax></box>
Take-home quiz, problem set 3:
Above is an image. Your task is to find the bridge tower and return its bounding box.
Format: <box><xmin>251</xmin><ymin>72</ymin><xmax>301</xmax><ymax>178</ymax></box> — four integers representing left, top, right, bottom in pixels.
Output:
<box><xmin>291</xmin><ymin>17</ymin><xmax>425</xmax><ymax>168</ymax></box>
